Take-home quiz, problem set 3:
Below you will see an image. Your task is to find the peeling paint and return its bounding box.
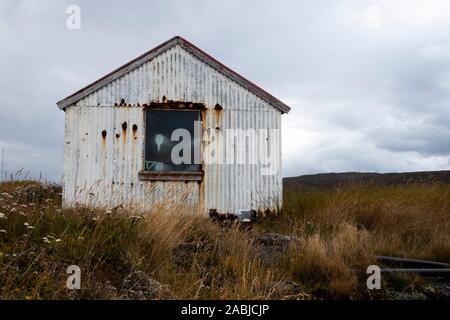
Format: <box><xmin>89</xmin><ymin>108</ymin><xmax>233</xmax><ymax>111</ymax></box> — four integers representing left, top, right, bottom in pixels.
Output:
<box><xmin>63</xmin><ymin>43</ymin><xmax>283</xmax><ymax>214</ymax></box>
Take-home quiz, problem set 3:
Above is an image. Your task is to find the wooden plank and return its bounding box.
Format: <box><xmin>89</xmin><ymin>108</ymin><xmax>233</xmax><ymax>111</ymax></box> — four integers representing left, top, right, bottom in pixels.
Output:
<box><xmin>138</xmin><ymin>171</ymin><xmax>203</xmax><ymax>181</ymax></box>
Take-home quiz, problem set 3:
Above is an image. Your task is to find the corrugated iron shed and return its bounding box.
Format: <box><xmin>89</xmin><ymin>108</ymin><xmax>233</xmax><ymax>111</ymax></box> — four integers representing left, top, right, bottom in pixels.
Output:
<box><xmin>58</xmin><ymin>36</ymin><xmax>290</xmax><ymax>214</ymax></box>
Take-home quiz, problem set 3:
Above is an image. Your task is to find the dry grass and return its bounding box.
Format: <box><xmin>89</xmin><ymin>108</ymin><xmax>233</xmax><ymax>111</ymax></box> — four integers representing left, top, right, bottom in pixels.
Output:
<box><xmin>262</xmin><ymin>184</ymin><xmax>450</xmax><ymax>298</ymax></box>
<box><xmin>0</xmin><ymin>181</ymin><xmax>449</xmax><ymax>299</ymax></box>
<box><xmin>0</xmin><ymin>182</ymin><xmax>282</xmax><ymax>299</ymax></box>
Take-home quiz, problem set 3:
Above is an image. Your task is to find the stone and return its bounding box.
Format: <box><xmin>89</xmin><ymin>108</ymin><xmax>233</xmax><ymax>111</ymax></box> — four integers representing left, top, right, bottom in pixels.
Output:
<box><xmin>255</xmin><ymin>232</ymin><xmax>294</xmax><ymax>249</ymax></box>
<box><xmin>120</xmin><ymin>271</ymin><xmax>173</xmax><ymax>300</ymax></box>
<box><xmin>263</xmin><ymin>280</ymin><xmax>308</xmax><ymax>299</ymax></box>
<box><xmin>253</xmin><ymin>232</ymin><xmax>300</xmax><ymax>265</ymax></box>
<box><xmin>385</xmin><ymin>290</ymin><xmax>428</xmax><ymax>300</ymax></box>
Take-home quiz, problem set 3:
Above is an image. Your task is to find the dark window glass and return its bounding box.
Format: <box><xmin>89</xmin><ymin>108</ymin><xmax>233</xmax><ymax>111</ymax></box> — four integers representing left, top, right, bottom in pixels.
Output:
<box><xmin>144</xmin><ymin>110</ymin><xmax>201</xmax><ymax>172</ymax></box>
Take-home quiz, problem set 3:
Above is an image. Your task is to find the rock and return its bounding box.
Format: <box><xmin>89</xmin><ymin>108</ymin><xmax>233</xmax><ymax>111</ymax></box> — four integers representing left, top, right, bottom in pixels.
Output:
<box><xmin>263</xmin><ymin>280</ymin><xmax>309</xmax><ymax>300</ymax></box>
<box><xmin>385</xmin><ymin>290</ymin><xmax>428</xmax><ymax>300</ymax></box>
<box><xmin>172</xmin><ymin>240</ymin><xmax>211</xmax><ymax>271</ymax></box>
<box><xmin>173</xmin><ymin>242</ymin><xmax>198</xmax><ymax>270</ymax></box>
<box><xmin>255</xmin><ymin>233</ymin><xmax>293</xmax><ymax>248</ymax></box>
<box><xmin>422</xmin><ymin>281</ymin><xmax>450</xmax><ymax>299</ymax></box>
<box><xmin>120</xmin><ymin>271</ymin><xmax>173</xmax><ymax>300</ymax></box>
<box><xmin>253</xmin><ymin>232</ymin><xmax>299</xmax><ymax>265</ymax></box>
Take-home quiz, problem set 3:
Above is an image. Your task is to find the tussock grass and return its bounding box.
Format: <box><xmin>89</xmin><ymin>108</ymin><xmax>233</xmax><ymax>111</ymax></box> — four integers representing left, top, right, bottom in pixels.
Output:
<box><xmin>0</xmin><ymin>182</ymin><xmax>281</xmax><ymax>299</ymax></box>
<box><xmin>261</xmin><ymin>184</ymin><xmax>450</xmax><ymax>297</ymax></box>
<box><xmin>0</xmin><ymin>181</ymin><xmax>449</xmax><ymax>299</ymax></box>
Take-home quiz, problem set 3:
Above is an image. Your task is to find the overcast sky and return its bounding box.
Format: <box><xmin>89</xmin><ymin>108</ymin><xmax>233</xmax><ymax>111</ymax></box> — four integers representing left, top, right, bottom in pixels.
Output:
<box><xmin>1</xmin><ymin>0</ymin><xmax>450</xmax><ymax>182</ymax></box>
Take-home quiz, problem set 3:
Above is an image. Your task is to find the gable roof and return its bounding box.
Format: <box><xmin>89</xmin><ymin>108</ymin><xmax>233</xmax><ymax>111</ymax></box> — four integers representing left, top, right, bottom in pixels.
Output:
<box><xmin>56</xmin><ymin>36</ymin><xmax>290</xmax><ymax>113</ymax></box>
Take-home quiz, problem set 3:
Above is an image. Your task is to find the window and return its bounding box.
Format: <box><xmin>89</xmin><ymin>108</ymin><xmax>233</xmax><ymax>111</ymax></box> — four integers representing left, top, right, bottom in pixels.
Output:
<box><xmin>141</xmin><ymin>109</ymin><xmax>202</xmax><ymax>180</ymax></box>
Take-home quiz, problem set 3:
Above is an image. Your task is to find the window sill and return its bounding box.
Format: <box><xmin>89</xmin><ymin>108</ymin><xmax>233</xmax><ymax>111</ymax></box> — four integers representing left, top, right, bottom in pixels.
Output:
<box><xmin>138</xmin><ymin>171</ymin><xmax>203</xmax><ymax>181</ymax></box>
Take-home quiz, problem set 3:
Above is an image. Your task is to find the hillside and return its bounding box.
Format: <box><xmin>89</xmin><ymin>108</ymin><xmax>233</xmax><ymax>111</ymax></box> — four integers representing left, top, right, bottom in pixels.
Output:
<box><xmin>284</xmin><ymin>170</ymin><xmax>450</xmax><ymax>191</ymax></box>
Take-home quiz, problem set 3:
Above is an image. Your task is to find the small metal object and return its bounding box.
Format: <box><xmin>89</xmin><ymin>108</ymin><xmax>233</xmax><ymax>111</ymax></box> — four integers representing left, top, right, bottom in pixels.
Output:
<box><xmin>236</xmin><ymin>209</ymin><xmax>257</xmax><ymax>224</ymax></box>
<box><xmin>380</xmin><ymin>268</ymin><xmax>450</xmax><ymax>278</ymax></box>
<box><xmin>376</xmin><ymin>256</ymin><xmax>450</xmax><ymax>269</ymax></box>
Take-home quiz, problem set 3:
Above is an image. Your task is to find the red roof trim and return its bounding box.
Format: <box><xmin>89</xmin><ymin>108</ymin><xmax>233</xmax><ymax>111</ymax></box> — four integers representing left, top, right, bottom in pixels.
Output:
<box><xmin>56</xmin><ymin>36</ymin><xmax>290</xmax><ymax>113</ymax></box>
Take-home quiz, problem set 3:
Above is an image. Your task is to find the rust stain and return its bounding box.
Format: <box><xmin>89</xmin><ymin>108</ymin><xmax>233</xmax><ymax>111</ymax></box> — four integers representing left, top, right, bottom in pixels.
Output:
<box><xmin>101</xmin><ymin>130</ymin><xmax>107</xmax><ymax>145</ymax></box>
<box><xmin>122</xmin><ymin>121</ymin><xmax>127</xmax><ymax>144</ymax></box>
<box><xmin>100</xmin><ymin>130</ymin><xmax>107</xmax><ymax>155</ymax></box>
<box><xmin>132</xmin><ymin>124</ymin><xmax>138</xmax><ymax>141</ymax></box>
<box><xmin>131</xmin><ymin>123</ymin><xmax>137</xmax><ymax>155</ymax></box>
<box><xmin>146</xmin><ymin>101</ymin><xmax>206</xmax><ymax>110</ymax></box>
<box><xmin>199</xmin><ymin>109</ymin><xmax>210</xmax><ymax>214</ymax></box>
<box><xmin>213</xmin><ymin>107</ymin><xmax>222</xmax><ymax>129</ymax></box>
<box><xmin>198</xmin><ymin>177</ymin><xmax>205</xmax><ymax>214</ymax></box>
<box><xmin>200</xmin><ymin>110</ymin><xmax>207</xmax><ymax>130</ymax></box>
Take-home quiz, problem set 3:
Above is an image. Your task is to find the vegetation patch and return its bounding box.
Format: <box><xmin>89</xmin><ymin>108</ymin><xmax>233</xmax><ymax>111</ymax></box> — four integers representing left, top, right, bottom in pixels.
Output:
<box><xmin>0</xmin><ymin>181</ymin><xmax>449</xmax><ymax>299</ymax></box>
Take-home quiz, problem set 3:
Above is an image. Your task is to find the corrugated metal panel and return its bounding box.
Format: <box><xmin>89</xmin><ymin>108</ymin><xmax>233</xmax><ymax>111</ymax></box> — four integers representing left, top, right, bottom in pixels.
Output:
<box><xmin>57</xmin><ymin>37</ymin><xmax>290</xmax><ymax>113</ymax></box>
<box><xmin>64</xmin><ymin>44</ymin><xmax>282</xmax><ymax>214</ymax></box>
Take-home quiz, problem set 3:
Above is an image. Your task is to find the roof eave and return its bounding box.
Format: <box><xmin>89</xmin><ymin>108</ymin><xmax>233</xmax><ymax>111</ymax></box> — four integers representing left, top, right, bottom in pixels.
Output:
<box><xmin>56</xmin><ymin>36</ymin><xmax>291</xmax><ymax>113</ymax></box>
<box><xmin>56</xmin><ymin>36</ymin><xmax>181</xmax><ymax>110</ymax></box>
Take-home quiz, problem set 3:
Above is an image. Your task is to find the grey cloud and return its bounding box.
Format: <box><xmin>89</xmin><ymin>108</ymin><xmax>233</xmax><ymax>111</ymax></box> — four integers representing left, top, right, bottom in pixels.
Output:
<box><xmin>1</xmin><ymin>0</ymin><xmax>450</xmax><ymax>181</ymax></box>
<box><xmin>367</xmin><ymin>123</ymin><xmax>450</xmax><ymax>156</ymax></box>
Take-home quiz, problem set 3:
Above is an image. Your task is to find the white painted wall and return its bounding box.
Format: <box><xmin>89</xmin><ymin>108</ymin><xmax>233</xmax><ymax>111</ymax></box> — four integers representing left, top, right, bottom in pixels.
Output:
<box><xmin>63</xmin><ymin>44</ymin><xmax>283</xmax><ymax>214</ymax></box>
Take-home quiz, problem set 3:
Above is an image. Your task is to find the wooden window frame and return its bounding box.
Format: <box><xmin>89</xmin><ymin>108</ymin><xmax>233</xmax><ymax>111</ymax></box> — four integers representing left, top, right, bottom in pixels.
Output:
<box><xmin>138</xmin><ymin>103</ymin><xmax>204</xmax><ymax>181</ymax></box>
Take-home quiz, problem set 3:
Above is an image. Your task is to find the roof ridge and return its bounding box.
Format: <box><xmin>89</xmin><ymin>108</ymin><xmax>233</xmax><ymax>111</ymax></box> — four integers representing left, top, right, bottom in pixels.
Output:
<box><xmin>56</xmin><ymin>36</ymin><xmax>290</xmax><ymax>113</ymax></box>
